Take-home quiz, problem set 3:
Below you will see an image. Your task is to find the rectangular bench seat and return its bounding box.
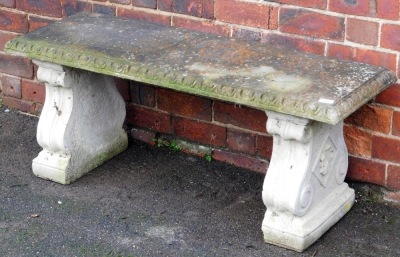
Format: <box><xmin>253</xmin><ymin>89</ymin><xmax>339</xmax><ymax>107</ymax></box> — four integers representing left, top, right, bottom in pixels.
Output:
<box><xmin>5</xmin><ymin>12</ymin><xmax>396</xmax><ymax>252</ymax></box>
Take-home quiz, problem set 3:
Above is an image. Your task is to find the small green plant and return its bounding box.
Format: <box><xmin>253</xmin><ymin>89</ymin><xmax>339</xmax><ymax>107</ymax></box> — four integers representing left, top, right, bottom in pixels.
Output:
<box><xmin>0</xmin><ymin>98</ymin><xmax>3</xmax><ymax>108</ymax></box>
<box><xmin>204</xmin><ymin>153</ymin><xmax>212</xmax><ymax>162</ymax></box>
<box><xmin>153</xmin><ymin>137</ymin><xmax>165</xmax><ymax>148</ymax></box>
<box><xmin>152</xmin><ymin>137</ymin><xmax>182</xmax><ymax>152</ymax></box>
<box><xmin>167</xmin><ymin>139</ymin><xmax>182</xmax><ymax>152</ymax></box>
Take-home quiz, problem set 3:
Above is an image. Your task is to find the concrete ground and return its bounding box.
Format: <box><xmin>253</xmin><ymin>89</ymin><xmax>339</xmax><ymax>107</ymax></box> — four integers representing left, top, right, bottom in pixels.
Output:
<box><xmin>1</xmin><ymin>105</ymin><xmax>400</xmax><ymax>257</ymax></box>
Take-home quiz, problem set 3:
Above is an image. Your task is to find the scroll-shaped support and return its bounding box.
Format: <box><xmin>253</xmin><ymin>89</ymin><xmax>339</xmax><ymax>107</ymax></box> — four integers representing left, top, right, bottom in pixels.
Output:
<box><xmin>262</xmin><ymin>111</ymin><xmax>355</xmax><ymax>252</ymax></box>
<box><xmin>32</xmin><ymin>60</ymin><xmax>128</xmax><ymax>184</ymax></box>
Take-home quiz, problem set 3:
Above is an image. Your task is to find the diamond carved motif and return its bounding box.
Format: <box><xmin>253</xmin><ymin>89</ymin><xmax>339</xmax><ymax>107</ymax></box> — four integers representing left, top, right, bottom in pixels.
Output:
<box><xmin>312</xmin><ymin>136</ymin><xmax>337</xmax><ymax>187</ymax></box>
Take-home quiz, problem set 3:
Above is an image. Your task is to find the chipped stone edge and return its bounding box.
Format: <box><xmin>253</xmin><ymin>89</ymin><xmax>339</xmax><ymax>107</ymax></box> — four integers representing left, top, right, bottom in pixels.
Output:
<box><xmin>5</xmin><ymin>39</ymin><xmax>397</xmax><ymax>125</ymax></box>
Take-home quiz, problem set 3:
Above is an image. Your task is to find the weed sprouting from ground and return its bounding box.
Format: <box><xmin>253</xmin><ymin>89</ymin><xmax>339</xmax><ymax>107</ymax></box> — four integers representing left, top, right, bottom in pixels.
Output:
<box><xmin>204</xmin><ymin>153</ymin><xmax>212</xmax><ymax>162</ymax></box>
<box><xmin>153</xmin><ymin>136</ymin><xmax>213</xmax><ymax>162</ymax></box>
<box><xmin>153</xmin><ymin>137</ymin><xmax>182</xmax><ymax>152</ymax></box>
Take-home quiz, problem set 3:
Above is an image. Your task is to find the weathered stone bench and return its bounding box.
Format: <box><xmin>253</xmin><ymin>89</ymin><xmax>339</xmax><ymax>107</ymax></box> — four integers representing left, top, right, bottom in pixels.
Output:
<box><xmin>5</xmin><ymin>13</ymin><xmax>396</xmax><ymax>252</ymax></box>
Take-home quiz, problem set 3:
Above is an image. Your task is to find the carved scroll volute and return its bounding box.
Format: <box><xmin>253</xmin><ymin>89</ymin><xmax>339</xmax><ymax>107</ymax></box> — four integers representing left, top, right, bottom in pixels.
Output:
<box><xmin>33</xmin><ymin>60</ymin><xmax>72</xmax><ymax>154</ymax></box>
<box><xmin>264</xmin><ymin>111</ymin><xmax>314</xmax><ymax>217</ymax></box>
<box><xmin>37</xmin><ymin>67</ymin><xmax>65</xmax><ymax>87</ymax></box>
<box><xmin>34</xmin><ymin>60</ymin><xmax>66</xmax><ymax>87</ymax></box>
<box><xmin>266</xmin><ymin>114</ymin><xmax>312</xmax><ymax>143</ymax></box>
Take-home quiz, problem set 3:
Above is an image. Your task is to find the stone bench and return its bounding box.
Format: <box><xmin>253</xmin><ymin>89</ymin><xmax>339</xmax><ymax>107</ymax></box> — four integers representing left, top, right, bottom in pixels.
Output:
<box><xmin>5</xmin><ymin>12</ymin><xmax>396</xmax><ymax>252</ymax></box>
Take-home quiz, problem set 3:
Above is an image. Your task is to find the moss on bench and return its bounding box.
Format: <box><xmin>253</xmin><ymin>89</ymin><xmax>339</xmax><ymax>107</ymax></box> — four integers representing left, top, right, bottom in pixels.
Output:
<box><xmin>5</xmin><ymin>12</ymin><xmax>396</xmax><ymax>124</ymax></box>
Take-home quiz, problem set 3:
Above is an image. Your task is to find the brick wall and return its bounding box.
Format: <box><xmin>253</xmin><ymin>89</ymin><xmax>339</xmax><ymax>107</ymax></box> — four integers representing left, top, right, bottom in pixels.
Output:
<box><xmin>1</xmin><ymin>0</ymin><xmax>400</xmax><ymax>191</ymax></box>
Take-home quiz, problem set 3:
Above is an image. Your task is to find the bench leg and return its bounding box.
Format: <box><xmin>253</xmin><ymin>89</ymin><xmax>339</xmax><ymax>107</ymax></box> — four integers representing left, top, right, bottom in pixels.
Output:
<box><xmin>262</xmin><ymin>111</ymin><xmax>355</xmax><ymax>252</ymax></box>
<box><xmin>31</xmin><ymin>60</ymin><xmax>128</xmax><ymax>184</ymax></box>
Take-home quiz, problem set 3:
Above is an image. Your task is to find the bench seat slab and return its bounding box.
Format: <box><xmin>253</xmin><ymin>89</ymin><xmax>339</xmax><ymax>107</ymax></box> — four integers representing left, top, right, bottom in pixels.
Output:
<box><xmin>262</xmin><ymin>111</ymin><xmax>355</xmax><ymax>252</ymax></box>
<box><xmin>4</xmin><ymin>13</ymin><xmax>397</xmax><ymax>125</ymax></box>
<box><xmin>32</xmin><ymin>60</ymin><xmax>128</xmax><ymax>184</ymax></box>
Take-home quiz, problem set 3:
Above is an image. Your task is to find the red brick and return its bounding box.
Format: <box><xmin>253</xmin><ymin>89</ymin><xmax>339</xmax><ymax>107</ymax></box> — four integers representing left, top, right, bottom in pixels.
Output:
<box><xmin>347</xmin><ymin>156</ymin><xmax>386</xmax><ymax>186</ymax></box>
<box><xmin>111</xmin><ymin>0</ymin><xmax>131</xmax><ymax>5</ymax></box>
<box><xmin>279</xmin><ymin>8</ymin><xmax>344</xmax><ymax>41</ymax></box>
<box><xmin>214</xmin><ymin>101</ymin><xmax>267</xmax><ymax>133</ymax></box>
<box><xmin>257</xmin><ymin>134</ymin><xmax>273</xmax><ymax>159</ymax></box>
<box><xmin>126</xmin><ymin>105</ymin><xmax>172</xmax><ymax>133</ymax></box>
<box><xmin>384</xmin><ymin>191</ymin><xmax>400</xmax><ymax>204</ymax></box>
<box><xmin>377</xmin><ymin>0</ymin><xmax>399</xmax><ymax>20</ymax></box>
<box><xmin>261</xmin><ymin>33</ymin><xmax>325</xmax><ymax>55</ymax></box>
<box><xmin>329</xmin><ymin>0</ymin><xmax>369</xmax><ymax>16</ymax></box>
<box><xmin>130</xmin><ymin>127</ymin><xmax>157</xmax><ymax>146</ymax></box>
<box><xmin>0</xmin><ymin>53</ymin><xmax>34</xmax><ymax>79</ymax></box>
<box><xmin>158</xmin><ymin>0</ymin><xmax>173</xmax><ymax>11</ymax></box>
<box><xmin>17</xmin><ymin>0</ymin><xmax>62</xmax><ymax>18</ymax></box>
<box><xmin>35</xmin><ymin>102</ymin><xmax>43</xmax><ymax>113</ymax></box>
<box><xmin>381</xmin><ymin>24</ymin><xmax>400</xmax><ymax>52</ymax></box>
<box><xmin>22</xmin><ymin>80</ymin><xmax>45</xmax><ymax>103</ymax></box>
<box><xmin>356</xmin><ymin>49</ymin><xmax>396</xmax><ymax>72</ymax></box>
<box><xmin>392</xmin><ymin>112</ymin><xmax>400</xmax><ymax>137</ymax></box>
<box><xmin>61</xmin><ymin>0</ymin><xmax>92</xmax><ymax>17</ymax></box>
<box><xmin>355</xmin><ymin>49</ymin><xmax>389</xmax><ymax>66</ymax></box>
<box><xmin>0</xmin><ymin>10</ymin><xmax>28</xmax><ymax>33</ymax></box>
<box><xmin>200</xmin><ymin>0</ymin><xmax>214</xmax><ymax>19</ymax></box>
<box><xmin>1</xmin><ymin>75</ymin><xmax>21</xmax><ymax>98</ymax></box>
<box><xmin>2</xmin><ymin>95</ymin><xmax>35</xmax><ymax>113</ymax></box>
<box><xmin>173</xmin><ymin>17</ymin><xmax>230</xmax><ymax>36</ymax></box>
<box><xmin>375</xmin><ymin>84</ymin><xmax>400</xmax><ymax>108</ymax></box>
<box><xmin>173</xmin><ymin>0</ymin><xmax>200</xmax><ymax>17</ymax></box>
<box><xmin>268</xmin><ymin>0</ymin><xmax>326</xmax><ymax>9</ymax></box>
<box><xmin>0</xmin><ymin>31</ymin><xmax>17</xmax><ymax>51</ymax></box>
<box><xmin>345</xmin><ymin>104</ymin><xmax>392</xmax><ymax>134</ymax></box>
<box><xmin>372</xmin><ymin>136</ymin><xmax>400</xmax><ymax>163</ymax></box>
<box><xmin>212</xmin><ymin>149</ymin><xmax>269</xmax><ymax>174</ymax></box>
<box><xmin>0</xmin><ymin>0</ymin><xmax>15</xmax><ymax>8</ymax></box>
<box><xmin>346</xmin><ymin>18</ymin><xmax>378</xmax><ymax>46</ymax></box>
<box><xmin>29</xmin><ymin>16</ymin><xmax>55</xmax><ymax>32</ymax></box>
<box><xmin>227</xmin><ymin>129</ymin><xmax>256</xmax><ymax>155</ymax></box>
<box><xmin>327</xmin><ymin>43</ymin><xmax>353</xmax><ymax>61</ymax></box>
<box><xmin>232</xmin><ymin>28</ymin><xmax>261</xmax><ymax>42</ymax></box>
<box><xmin>132</xmin><ymin>0</ymin><xmax>156</xmax><ymax>8</ymax></box>
<box><xmin>114</xmin><ymin>78</ymin><xmax>130</xmax><ymax>102</ymax></box>
<box><xmin>344</xmin><ymin>125</ymin><xmax>372</xmax><ymax>157</ymax></box>
<box><xmin>327</xmin><ymin>44</ymin><xmax>396</xmax><ymax>71</ymax></box>
<box><xmin>93</xmin><ymin>4</ymin><xmax>116</xmax><ymax>15</ymax></box>
<box><xmin>387</xmin><ymin>165</ymin><xmax>400</xmax><ymax>190</ymax></box>
<box><xmin>118</xmin><ymin>7</ymin><xmax>171</xmax><ymax>25</ymax></box>
<box><xmin>33</xmin><ymin>63</ymin><xmax>39</xmax><ymax>77</ymax></box>
<box><xmin>158</xmin><ymin>88</ymin><xmax>212</xmax><ymax>121</ymax></box>
<box><xmin>130</xmin><ymin>82</ymin><xmax>156</xmax><ymax>107</ymax></box>
<box><xmin>173</xmin><ymin>0</ymin><xmax>214</xmax><ymax>19</ymax></box>
<box><xmin>215</xmin><ymin>0</ymin><xmax>278</xmax><ymax>30</ymax></box>
<box><xmin>173</xmin><ymin>116</ymin><xmax>226</xmax><ymax>147</ymax></box>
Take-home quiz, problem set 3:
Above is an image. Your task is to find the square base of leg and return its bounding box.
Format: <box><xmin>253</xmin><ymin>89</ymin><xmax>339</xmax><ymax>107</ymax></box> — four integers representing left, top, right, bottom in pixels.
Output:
<box><xmin>33</xmin><ymin>151</ymin><xmax>71</xmax><ymax>184</ymax></box>
<box><xmin>262</xmin><ymin>184</ymin><xmax>355</xmax><ymax>252</ymax></box>
<box><xmin>32</xmin><ymin>133</ymin><xmax>128</xmax><ymax>184</ymax></box>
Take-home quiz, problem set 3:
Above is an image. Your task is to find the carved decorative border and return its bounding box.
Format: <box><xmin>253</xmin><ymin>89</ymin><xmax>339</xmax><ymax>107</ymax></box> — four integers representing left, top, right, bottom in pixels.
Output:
<box><xmin>5</xmin><ymin>39</ymin><xmax>396</xmax><ymax>124</ymax></box>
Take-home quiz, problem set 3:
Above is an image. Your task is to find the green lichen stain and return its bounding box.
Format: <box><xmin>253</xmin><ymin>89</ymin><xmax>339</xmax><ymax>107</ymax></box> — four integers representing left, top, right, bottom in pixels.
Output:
<box><xmin>66</xmin><ymin>133</ymin><xmax>128</xmax><ymax>184</ymax></box>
